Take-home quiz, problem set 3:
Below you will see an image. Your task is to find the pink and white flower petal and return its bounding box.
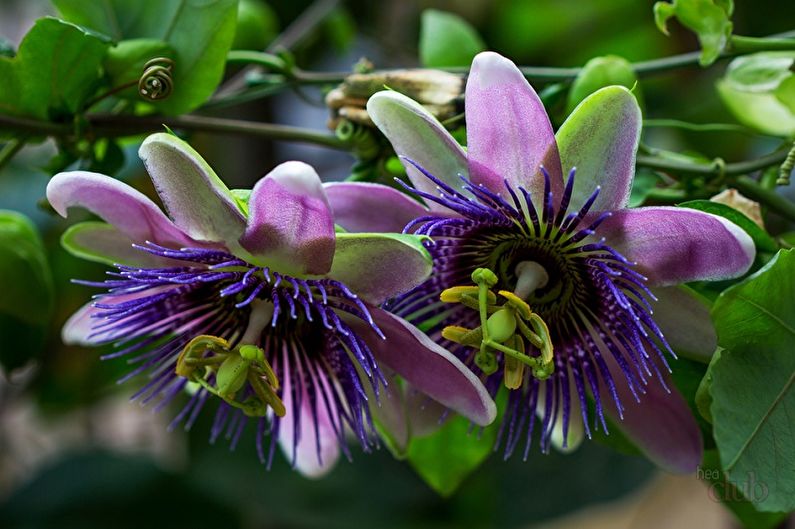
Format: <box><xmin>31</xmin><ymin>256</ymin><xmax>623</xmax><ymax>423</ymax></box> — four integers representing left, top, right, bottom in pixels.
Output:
<box><xmin>556</xmin><ymin>86</ymin><xmax>641</xmax><ymax>212</ymax></box>
<box><xmin>60</xmin><ymin>222</ymin><xmax>176</xmax><ymax>268</ymax></box>
<box><xmin>465</xmin><ymin>52</ymin><xmax>563</xmax><ymax>201</ymax></box>
<box><xmin>348</xmin><ymin>308</ymin><xmax>497</xmax><ymax>427</ymax></box>
<box><xmin>601</xmin><ymin>207</ymin><xmax>755</xmax><ymax>286</ymax></box>
<box><xmin>277</xmin><ymin>365</ymin><xmax>341</xmax><ymax>478</ymax></box>
<box><xmin>326</xmin><ymin>233</ymin><xmax>432</xmax><ymax>306</ymax></box>
<box><xmin>366</xmin><ymin>90</ymin><xmax>469</xmax><ymax>210</ymax></box>
<box><xmin>240</xmin><ymin>161</ymin><xmax>336</xmax><ymax>275</ymax></box>
<box><xmin>139</xmin><ymin>133</ymin><xmax>247</xmax><ymax>245</ymax></box>
<box><xmin>324</xmin><ymin>182</ymin><xmax>428</xmax><ymax>233</ymax></box>
<box><xmin>47</xmin><ymin>170</ymin><xmax>192</xmax><ymax>247</ymax></box>
<box><xmin>651</xmin><ymin>286</ymin><xmax>718</xmax><ymax>362</ymax></box>
<box><xmin>605</xmin><ymin>361</ymin><xmax>703</xmax><ymax>474</ymax></box>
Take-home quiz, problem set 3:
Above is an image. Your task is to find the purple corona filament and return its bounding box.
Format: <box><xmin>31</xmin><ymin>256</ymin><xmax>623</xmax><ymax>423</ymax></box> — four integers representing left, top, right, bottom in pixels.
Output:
<box><xmin>386</xmin><ymin>162</ymin><xmax>674</xmax><ymax>458</ymax></box>
<box><xmin>79</xmin><ymin>243</ymin><xmax>386</xmax><ymax>467</ymax></box>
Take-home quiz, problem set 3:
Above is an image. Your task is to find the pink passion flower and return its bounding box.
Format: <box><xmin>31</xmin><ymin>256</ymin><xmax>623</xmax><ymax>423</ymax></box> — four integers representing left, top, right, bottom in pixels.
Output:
<box><xmin>47</xmin><ymin>133</ymin><xmax>495</xmax><ymax>477</ymax></box>
<box><xmin>328</xmin><ymin>52</ymin><xmax>755</xmax><ymax>473</ymax></box>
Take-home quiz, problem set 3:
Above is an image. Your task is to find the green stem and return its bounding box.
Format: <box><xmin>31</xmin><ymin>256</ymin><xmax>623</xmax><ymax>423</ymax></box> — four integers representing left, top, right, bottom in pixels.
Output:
<box><xmin>730</xmin><ymin>35</ymin><xmax>795</xmax><ymax>53</ymax></box>
<box><xmin>733</xmin><ymin>176</ymin><xmax>795</xmax><ymax>222</ymax></box>
<box><xmin>225</xmin><ymin>50</ymin><xmax>288</xmax><ymax>72</ymax></box>
<box><xmin>642</xmin><ymin>118</ymin><xmax>768</xmax><ymax>136</ymax></box>
<box><xmin>636</xmin><ymin>146</ymin><xmax>790</xmax><ymax>177</ymax></box>
<box><xmin>0</xmin><ymin>113</ymin><xmax>347</xmax><ymax>150</ymax></box>
<box><xmin>0</xmin><ymin>138</ymin><xmax>26</xmax><ymax>172</ymax></box>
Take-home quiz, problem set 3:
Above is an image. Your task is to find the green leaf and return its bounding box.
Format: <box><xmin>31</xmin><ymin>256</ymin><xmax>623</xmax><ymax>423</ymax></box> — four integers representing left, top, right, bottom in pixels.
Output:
<box><xmin>653</xmin><ymin>0</ymin><xmax>733</xmax><ymax>66</ymax></box>
<box><xmin>407</xmin><ymin>413</ymin><xmax>496</xmax><ymax>496</ymax></box>
<box><xmin>710</xmin><ymin>249</ymin><xmax>795</xmax><ymax>512</ymax></box>
<box><xmin>53</xmin><ymin>0</ymin><xmax>239</xmax><ymax>115</ymax></box>
<box><xmin>104</xmin><ymin>38</ymin><xmax>174</xmax><ymax>97</ymax></box>
<box><xmin>678</xmin><ymin>200</ymin><xmax>778</xmax><ymax>253</ymax></box>
<box><xmin>0</xmin><ymin>211</ymin><xmax>54</xmax><ymax>372</ymax></box>
<box><xmin>695</xmin><ymin>347</ymin><xmax>722</xmax><ymax>423</ymax></box>
<box><xmin>419</xmin><ymin>9</ymin><xmax>485</xmax><ymax>68</ymax></box>
<box><xmin>0</xmin><ymin>17</ymin><xmax>110</xmax><ymax>119</ymax></box>
<box><xmin>566</xmin><ymin>55</ymin><xmax>641</xmax><ymax>114</ymax></box>
<box><xmin>700</xmin><ymin>450</ymin><xmax>788</xmax><ymax>529</ymax></box>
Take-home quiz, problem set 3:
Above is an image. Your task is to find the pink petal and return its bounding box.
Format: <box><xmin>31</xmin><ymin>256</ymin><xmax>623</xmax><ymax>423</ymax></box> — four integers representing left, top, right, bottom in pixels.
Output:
<box><xmin>366</xmin><ymin>90</ymin><xmax>468</xmax><ymax>213</ymax></box>
<box><xmin>604</xmin><ymin>355</ymin><xmax>703</xmax><ymax>473</ymax></box>
<box><xmin>652</xmin><ymin>286</ymin><xmax>717</xmax><ymax>362</ymax></box>
<box><xmin>139</xmin><ymin>133</ymin><xmax>246</xmax><ymax>245</ymax></box>
<box><xmin>326</xmin><ymin>232</ymin><xmax>432</xmax><ymax>306</ymax></box>
<box><xmin>277</xmin><ymin>363</ymin><xmax>340</xmax><ymax>478</ymax></box>
<box><xmin>556</xmin><ymin>86</ymin><xmax>641</xmax><ymax>211</ymax></box>
<box><xmin>346</xmin><ymin>308</ymin><xmax>496</xmax><ymax>426</ymax></box>
<box><xmin>47</xmin><ymin>171</ymin><xmax>192</xmax><ymax>247</ymax></box>
<box><xmin>324</xmin><ymin>182</ymin><xmax>428</xmax><ymax>233</ymax></box>
<box><xmin>600</xmin><ymin>207</ymin><xmax>755</xmax><ymax>286</ymax></box>
<box><xmin>240</xmin><ymin>162</ymin><xmax>336</xmax><ymax>275</ymax></box>
<box><xmin>466</xmin><ymin>52</ymin><xmax>563</xmax><ymax>201</ymax></box>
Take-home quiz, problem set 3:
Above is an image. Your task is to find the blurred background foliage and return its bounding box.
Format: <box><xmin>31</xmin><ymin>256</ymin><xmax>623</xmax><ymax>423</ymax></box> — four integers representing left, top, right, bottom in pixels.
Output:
<box><xmin>0</xmin><ymin>0</ymin><xmax>794</xmax><ymax>527</ymax></box>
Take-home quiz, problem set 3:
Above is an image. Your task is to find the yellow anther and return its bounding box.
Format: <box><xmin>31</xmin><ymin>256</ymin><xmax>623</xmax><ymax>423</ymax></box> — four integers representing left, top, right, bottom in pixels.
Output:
<box><xmin>440</xmin><ymin>285</ymin><xmax>480</xmax><ymax>303</ymax></box>
<box><xmin>497</xmin><ymin>290</ymin><xmax>533</xmax><ymax>320</ymax></box>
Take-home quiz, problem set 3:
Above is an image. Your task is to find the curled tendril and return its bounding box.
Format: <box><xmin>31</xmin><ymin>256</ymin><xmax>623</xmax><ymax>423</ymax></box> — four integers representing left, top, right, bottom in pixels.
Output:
<box><xmin>138</xmin><ymin>57</ymin><xmax>174</xmax><ymax>101</ymax></box>
<box><xmin>335</xmin><ymin>119</ymin><xmax>381</xmax><ymax>161</ymax></box>
<box><xmin>778</xmin><ymin>141</ymin><xmax>795</xmax><ymax>186</ymax></box>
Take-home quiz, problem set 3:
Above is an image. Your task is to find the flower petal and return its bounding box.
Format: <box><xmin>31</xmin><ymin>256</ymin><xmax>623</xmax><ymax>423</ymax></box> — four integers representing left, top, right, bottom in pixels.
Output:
<box><xmin>347</xmin><ymin>308</ymin><xmax>496</xmax><ymax>426</ymax></box>
<box><xmin>605</xmin><ymin>366</ymin><xmax>703</xmax><ymax>474</ymax></box>
<box><xmin>327</xmin><ymin>233</ymin><xmax>432</xmax><ymax>305</ymax></box>
<box><xmin>369</xmin><ymin>369</ymin><xmax>411</xmax><ymax>456</ymax></box>
<box><xmin>600</xmin><ymin>207</ymin><xmax>755</xmax><ymax>286</ymax></box>
<box><xmin>466</xmin><ymin>51</ymin><xmax>562</xmax><ymax>200</ymax></box>
<box><xmin>61</xmin><ymin>222</ymin><xmax>171</xmax><ymax>268</ymax></box>
<box><xmin>139</xmin><ymin>133</ymin><xmax>246</xmax><ymax>245</ymax></box>
<box><xmin>366</xmin><ymin>90</ymin><xmax>468</xmax><ymax>211</ymax></box>
<box><xmin>240</xmin><ymin>161</ymin><xmax>335</xmax><ymax>275</ymax></box>
<box><xmin>324</xmin><ymin>182</ymin><xmax>428</xmax><ymax>233</ymax></box>
<box><xmin>652</xmin><ymin>286</ymin><xmax>717</xmax><ymax>362</ymax></box>
<box><xmin>47</xmin><ymin>170</ymin><xmax>192</xmax><ymax>246</ymax></box>
<box><xmin>62</xmin><ymin>302</ymin><xmax>103</xmax><ymax>346</ymax></box>
<box><xmin>536</xmin><ymin>381</ymin><xmax>585</xmax><ymax>453</ymax></box>
<box><xmin>556</xmin><ymin>86</ymin><xmax>641</xmax><ymax>211</ymax></box>
<box><xmin>62</xmin><ymin>290</ymin><xmax>155</xmax><ymax>346</ymax></box>
<box><xmin>277</xmin><ymin>364</ymin><xmax>340</xmax><ymax>478</ymax></box>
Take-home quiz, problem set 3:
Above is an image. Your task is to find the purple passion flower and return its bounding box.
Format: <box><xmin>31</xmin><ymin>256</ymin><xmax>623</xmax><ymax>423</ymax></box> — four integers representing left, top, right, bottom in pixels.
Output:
<box><xmin>48</xmin><ymin>133</ymin><xmax>495</xmax><ymax>477</ymax></box>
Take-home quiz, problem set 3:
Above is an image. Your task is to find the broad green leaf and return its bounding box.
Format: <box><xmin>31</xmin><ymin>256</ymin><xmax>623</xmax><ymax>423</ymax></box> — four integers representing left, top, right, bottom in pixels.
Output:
<box><xmin>695</xmin><ymin>347</ymin><xmax>722</xmax><ymax>423</ymax></box>
<box><xmin>53</xmin><ymin>0</ymin><xmax>239</xmax><ymax>114</ymax></box>
<box><xmin>711</xmin><ymin>249</ymin><xmax>795</xmax><ymax>512</ymax></box>
<box><xmin>653</xmin><ymin>0</ymin><xmax>733</xmax><ymax>66</ymax></box>
<box><xmin>717</xmin><ymin>78</ymin><xmax>795</xmax><ymax>137</ymax></box>
<box><xmin>700</xmin><ymin>450</ymin><xmax>788</xmax><ymax>529</ymax></box>
<box><xmin>407</xmin><ymin>414</ymin><xmax>496</xmax><ymax>496</ymax></box>
<box><xmin>0</xmin><ymin>17</ymin><xmax>109</xmax><ymax>119</ymax></box>
<box><xmin>566</xmin><ymin>55</ymin><xmax>641</xmax><ymax>114</ymax></box>
<box><xmin>0</xmin><ymin>211</ymin><xmax>54</xmax><ymax>372</ymax></box>
<box><xmin>678</xmin><ymin>200</ymin><xmax>777</xmax><ymax>253</ymax></box>
<box><xmin>104</xmin><ymin>38</ymin><xmax>174</xmax><ymax>97</ymax></box>
<box><xmin>419</xmin><ymin>9</ymin><xmax>485</xmax><ymax>68</ymax></box>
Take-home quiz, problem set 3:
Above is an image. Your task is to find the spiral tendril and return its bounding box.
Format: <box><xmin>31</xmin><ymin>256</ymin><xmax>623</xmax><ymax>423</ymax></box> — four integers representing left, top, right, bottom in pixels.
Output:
<box><xmin>138</xmin><ymin>57</ymin><xmax>174</xmax><ymax>101</ymax></box>
<box><xmin>777</xmin><ymin>141</ymin><xmax>795</xmax><ymax>186</ymax></box>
